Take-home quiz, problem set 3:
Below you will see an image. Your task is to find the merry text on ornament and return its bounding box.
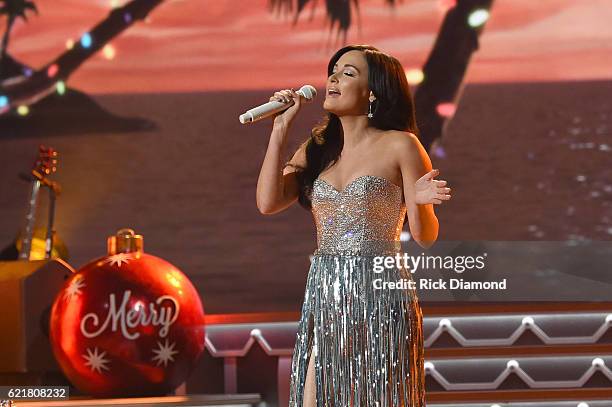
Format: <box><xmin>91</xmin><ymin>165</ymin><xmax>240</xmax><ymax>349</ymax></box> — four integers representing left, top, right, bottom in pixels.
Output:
<box><xmin>80</xmin><ymin>290</ymin><xmax>180</xmax><ymax>340</ymax></box>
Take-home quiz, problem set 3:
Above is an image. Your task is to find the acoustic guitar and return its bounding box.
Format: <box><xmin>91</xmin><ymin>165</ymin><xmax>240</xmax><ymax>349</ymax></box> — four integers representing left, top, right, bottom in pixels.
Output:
<box><xmin>0</xmin><ymin>146</ymin><xmax>67</xmax><ymax>260</ymax></box>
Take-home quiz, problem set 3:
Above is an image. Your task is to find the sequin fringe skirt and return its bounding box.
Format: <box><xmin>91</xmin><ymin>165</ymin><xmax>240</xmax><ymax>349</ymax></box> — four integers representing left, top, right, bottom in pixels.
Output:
<box><xmin>288</xmin><ymin>251</ymin><xmax>426</xmax><ymax>406</ymax></box>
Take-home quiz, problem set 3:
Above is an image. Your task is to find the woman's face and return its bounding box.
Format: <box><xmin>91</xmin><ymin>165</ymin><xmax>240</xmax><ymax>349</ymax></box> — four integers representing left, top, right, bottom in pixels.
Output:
<box><xmin>323</xmin><ymin>50</ymin><xmax>371</xmax><ymax>117</ymax></box>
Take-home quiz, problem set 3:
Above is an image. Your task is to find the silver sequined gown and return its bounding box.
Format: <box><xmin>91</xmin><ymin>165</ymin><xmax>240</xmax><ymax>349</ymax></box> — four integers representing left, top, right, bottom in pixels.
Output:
<box><xmin>288</xmin><ymin>175</ymin><xmax>426</xmax><ymax>406</ymax></box>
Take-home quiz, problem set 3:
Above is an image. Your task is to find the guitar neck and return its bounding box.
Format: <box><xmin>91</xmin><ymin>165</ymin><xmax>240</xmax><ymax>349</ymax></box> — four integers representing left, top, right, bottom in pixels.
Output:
<box><xmin>18</xmin><ymin>179</ymin><xmax>42</xmax><ymax>260</ymax></box>
<box><xmin>45</xmin><ymin>188</ymin><xmax>58</xmax><ymax>258</ymax></box>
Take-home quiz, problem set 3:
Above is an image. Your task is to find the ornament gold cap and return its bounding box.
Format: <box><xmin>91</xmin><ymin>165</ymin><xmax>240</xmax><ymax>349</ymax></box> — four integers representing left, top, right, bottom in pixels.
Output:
<box><xmin>107</xmin><ymin>228</ymin><xmax>144</xmax><ymax>255</ymax></box>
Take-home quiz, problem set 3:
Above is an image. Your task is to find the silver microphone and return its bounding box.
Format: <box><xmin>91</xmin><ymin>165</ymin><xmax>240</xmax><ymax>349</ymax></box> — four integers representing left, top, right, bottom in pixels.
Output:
<box><xmin>239</xmin><ymin>85</ymin><xmax>317</xmax><ymax>124</ymax></box>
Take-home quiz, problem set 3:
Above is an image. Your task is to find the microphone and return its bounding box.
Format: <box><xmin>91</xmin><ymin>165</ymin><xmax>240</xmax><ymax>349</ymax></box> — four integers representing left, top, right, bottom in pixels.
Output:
<box><xmin>239</xmin><ymin>84</ymin><xmax>317</xmax><ymax>124</ymax></box>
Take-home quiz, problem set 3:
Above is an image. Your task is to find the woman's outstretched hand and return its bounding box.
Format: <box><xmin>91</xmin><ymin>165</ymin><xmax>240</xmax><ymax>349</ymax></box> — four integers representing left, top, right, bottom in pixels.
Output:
<box><xmin>414</xmin><ymin>169</ymin><xmax>451</xmax><ymax>205</ymax></box>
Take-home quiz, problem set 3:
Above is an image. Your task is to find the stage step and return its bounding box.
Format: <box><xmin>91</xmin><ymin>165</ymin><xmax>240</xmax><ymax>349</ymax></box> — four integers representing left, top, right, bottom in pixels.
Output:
<box><xmin>426</xmin><ymin>388</ymin><xmax>612</xmax><ymax>402</ymax></box>
<box><xmin>201</xmin><ymin>305</ymin><xmax>612</xmax><ymax>405</ymax></box>
<box><xmin>14</xmin><ymin>394</ymin><xmax>263</xmax><ymax>407</ymax></box>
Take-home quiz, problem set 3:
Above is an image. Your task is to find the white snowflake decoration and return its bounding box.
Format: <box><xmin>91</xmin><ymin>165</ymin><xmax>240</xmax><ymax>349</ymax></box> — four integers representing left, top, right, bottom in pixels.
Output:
<box><xmin>83</xmin><ymin>347</ymin><xmax>111</xmax><ymax>373</ymax></box>
<box><xmin>103</xmin><ymin>253</ymin><xmax>137</xmax><ymax>268</ymax></box>
<box><xmin>64</xmin><ymin>277</ymin><xmax>86</xmax><ymax>301</ymax></box>
<box><xmin>151</xmin><ymin>339</ymin><xmax>179</xmax><ymax>367</ymax></box>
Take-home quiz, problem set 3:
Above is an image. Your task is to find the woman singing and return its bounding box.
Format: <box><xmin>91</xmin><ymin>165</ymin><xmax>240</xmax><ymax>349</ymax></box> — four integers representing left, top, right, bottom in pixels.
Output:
<box><xmin>256</xmin><ymin>44</ymin><xmax>451</xmax><ymax>406</ymax></box>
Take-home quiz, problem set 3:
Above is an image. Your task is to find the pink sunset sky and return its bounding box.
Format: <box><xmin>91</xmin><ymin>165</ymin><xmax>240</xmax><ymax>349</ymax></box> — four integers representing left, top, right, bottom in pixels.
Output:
<box><xmin>4</xmin><ymin>0</ymin><xmax>612</xmax><ymax>94</ymax></box>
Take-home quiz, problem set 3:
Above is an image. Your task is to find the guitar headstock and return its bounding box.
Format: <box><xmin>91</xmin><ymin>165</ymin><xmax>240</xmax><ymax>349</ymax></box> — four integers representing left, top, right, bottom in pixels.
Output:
<box><xmin>33</xmin><ymin>145</ymin><xmax>59</xmax><ymax>176</ymax></box>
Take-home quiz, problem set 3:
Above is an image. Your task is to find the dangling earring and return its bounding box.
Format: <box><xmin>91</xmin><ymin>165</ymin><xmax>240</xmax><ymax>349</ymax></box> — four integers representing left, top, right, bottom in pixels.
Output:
<box><xmin>368</xmin><ymin>95</ymin><xmax>375</xmax><ymax>119</ymax></box>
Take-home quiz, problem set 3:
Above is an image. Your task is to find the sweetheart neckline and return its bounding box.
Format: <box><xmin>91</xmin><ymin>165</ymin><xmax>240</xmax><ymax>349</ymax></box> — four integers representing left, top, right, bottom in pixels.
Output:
<box><xmin>315</xmin><ymin>174</ymin><xmax>402</xmax><ymax>194</ymax></box>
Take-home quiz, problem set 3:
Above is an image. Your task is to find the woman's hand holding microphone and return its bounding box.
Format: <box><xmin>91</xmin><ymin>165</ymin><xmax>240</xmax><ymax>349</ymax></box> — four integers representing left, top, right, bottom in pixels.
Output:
<box><xmin>270</xmin><ymin>88</ymin><xmax>304</xmax><ymax>131</ymax></box>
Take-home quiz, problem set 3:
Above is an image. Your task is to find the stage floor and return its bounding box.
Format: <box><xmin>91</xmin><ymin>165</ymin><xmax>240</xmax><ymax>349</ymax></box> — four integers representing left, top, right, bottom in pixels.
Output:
<box><xmin>12</xmin><ymin>394</ymin><xmax>262</xmax><ymax>407</ymax></box>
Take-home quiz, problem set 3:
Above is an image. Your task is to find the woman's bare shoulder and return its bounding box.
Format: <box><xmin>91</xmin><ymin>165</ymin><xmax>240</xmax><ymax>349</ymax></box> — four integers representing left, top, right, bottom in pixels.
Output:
<box><xmin>379</xmin><ymin>130</ymin><xmax>420</xmax><ymax>153</ymax></box>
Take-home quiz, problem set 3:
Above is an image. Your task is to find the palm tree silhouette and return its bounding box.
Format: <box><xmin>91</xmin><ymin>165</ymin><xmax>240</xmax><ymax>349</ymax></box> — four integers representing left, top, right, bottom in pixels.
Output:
<box><xmin>0</xmin><ymin>0</ymin><xmax>38</xmax><ymax>63</ymax></box>
<box><xmin>269</xmin><ymin>0</ymin><xmax>495</xmax><ymax>152</ymax></box>
<box><xmin>0</xmin><ymin>0</ymin><xmax>165</xmax><ymax>114</ymax></box>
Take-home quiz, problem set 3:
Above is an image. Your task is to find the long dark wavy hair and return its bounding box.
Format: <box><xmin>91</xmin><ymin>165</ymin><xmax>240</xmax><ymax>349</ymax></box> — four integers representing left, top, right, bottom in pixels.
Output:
<box><xmin>285</xmin><ymin>44</ymin><xmax>420</xmax><ymax>210</ymax></box>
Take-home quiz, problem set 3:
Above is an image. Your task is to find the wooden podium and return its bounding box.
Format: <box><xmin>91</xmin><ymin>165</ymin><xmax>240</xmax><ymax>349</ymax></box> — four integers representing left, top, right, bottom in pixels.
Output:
<box><xmin>0</xmin><ymin>259</ymin><xmax>75</xmax><ymax>373</ymax></box>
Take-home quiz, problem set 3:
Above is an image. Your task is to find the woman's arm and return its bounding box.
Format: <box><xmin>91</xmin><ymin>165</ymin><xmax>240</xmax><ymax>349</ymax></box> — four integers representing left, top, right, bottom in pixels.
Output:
<box><xmin>256</xmin><ymin>88</ymin><xmax>307</xmax><ymax>215</ymax></box>
<box><xmin>395</xmin><ymin>132</ymin><xmax>449</xmax><ymax>248</ymax></box>
<box><xmin>256</xmin><ymin>125</ymin><xmax>307</xmax><ymax>215</ymax></box>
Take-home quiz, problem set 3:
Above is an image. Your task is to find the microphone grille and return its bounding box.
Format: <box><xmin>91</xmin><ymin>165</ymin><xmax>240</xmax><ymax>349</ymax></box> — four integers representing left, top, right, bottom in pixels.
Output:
<box><xmin>298</xmin><ymin>85</ymin><xmax>317</xmax><ymax>100</ymax></box>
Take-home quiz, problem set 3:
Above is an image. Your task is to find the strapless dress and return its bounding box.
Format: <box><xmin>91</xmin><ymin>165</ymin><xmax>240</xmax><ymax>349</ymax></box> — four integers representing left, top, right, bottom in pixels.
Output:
<box><xmin>288</xmin><ymin>175</ymin><xmax>425</xmax><ymax>406</ymax></box>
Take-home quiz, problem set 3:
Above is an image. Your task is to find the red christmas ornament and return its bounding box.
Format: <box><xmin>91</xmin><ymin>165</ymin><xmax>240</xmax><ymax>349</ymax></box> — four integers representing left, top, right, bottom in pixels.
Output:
<box><xmin>50</xmin><ymin>228</ymin><xmax>205</xmax><ymax>397</ymax></box>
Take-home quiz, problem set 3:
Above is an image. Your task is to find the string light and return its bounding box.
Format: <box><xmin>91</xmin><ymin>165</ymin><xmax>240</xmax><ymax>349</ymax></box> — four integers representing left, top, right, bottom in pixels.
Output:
<box><xmin>103</xmin><ymin>44</ymin><xmax>116</xmax><ymax>60</ymax></box>
<box><xmin>432</xmin><ymin>143</ymin><xmax>446</xmax><ymax>159</ymax></box>
<box><xmin>56</xmin><ymin>81</ymin><xmax>66</xmax><ymax>95</ymax></box>
<box><xmin>80</xmin><ymin>33</ymin><xmax>93</xmax><ymax>48</ymax></box>
<box><xmin>110</xmin><ymin>0</ymin><xmax>121</xmax><ymax>8</ymax></box>
<box><xmin>124</xmin><ymin>13</ymin><xmax>132</xmax><ymax>24</ymax></box>
<box><xmin>47</xmin><ymin>64</ymin><xmax>59</xmax><ymax>78</ymax></box>
<box><xmin>405</xmin><ymin>68</ymin><xmax>424</xmax><ymax>85</ymax></box>
<box><xmin>436</xmin><ymin>102</ymin><xmax>456</xmax><ymax>118</ymax></box>
<box><xmin>66</xmin><ymin>39</ymin><xmax>75</xmax><ymax>50</ymax></box>
<box><xmin>468</xmin><ymin>9</ymin><xmax>489</xmax><ymax>28</ymax></box>
<box><xmin>17</xmin><ymin>105</ymin><xmax>30</xmax><ymax>116</ymax></box>
<box><xmin>0</xmin><ymin>95</ymin><xmax>8</xmax><ymax>108</ymax></box>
